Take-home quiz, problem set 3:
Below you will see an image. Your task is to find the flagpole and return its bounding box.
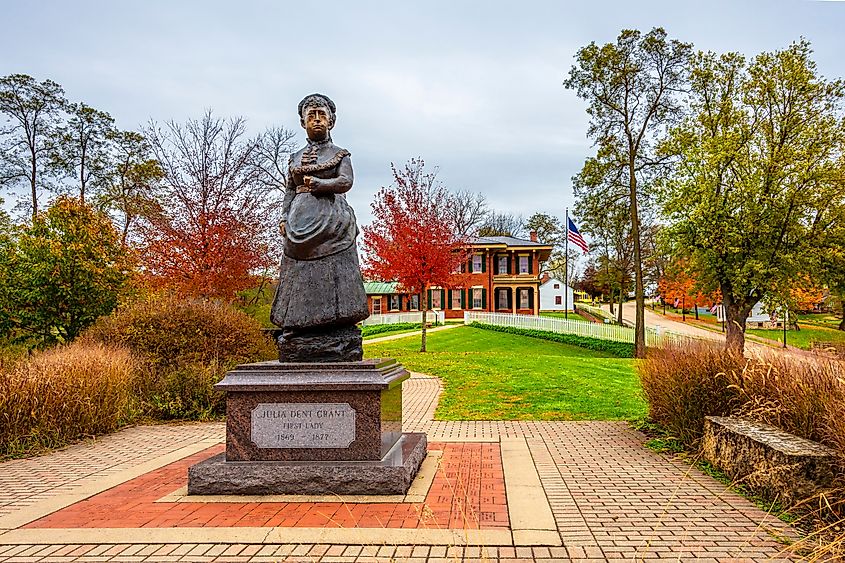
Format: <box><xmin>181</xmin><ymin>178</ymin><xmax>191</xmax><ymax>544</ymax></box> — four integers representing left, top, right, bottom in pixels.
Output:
<box><xmin>564</xmin><ymin>208</ymin><xmax>569</xmax><ymax>320</ymax></box>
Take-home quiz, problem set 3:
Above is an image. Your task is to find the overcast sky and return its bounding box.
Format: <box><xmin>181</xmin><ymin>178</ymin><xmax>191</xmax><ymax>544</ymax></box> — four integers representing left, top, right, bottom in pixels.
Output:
<box><xmin>3</xmin><ymin>0</ymin><xmax>844</xmax><ymax>228</ymax></box>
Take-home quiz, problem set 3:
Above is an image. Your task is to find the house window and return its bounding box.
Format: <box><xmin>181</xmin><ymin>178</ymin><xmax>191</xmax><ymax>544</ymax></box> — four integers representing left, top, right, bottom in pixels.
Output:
<box><xmin>472</xmin><ymin>254</ymin><xmax>483</xmax><ymax>273</ymax></box>
<box><xmin>553</xmin><ymin>283</ymin><xmax>560</xmax><ymax>289</ymax></box>
<box><xmin>451</xmin><ymin>289</ymin><xmax>462</xmax><ymax>310</ymax></box>
<box><xmin>498</xmin><ymin>256</ymin><xmax>508</xmax><ymax>274</ymax></box>
<box><xmin>519</xmin><ymin>289</ymin><xmax>530</xmax><ymax>309</ymax></box>
<box><xmin>555</xmin><ymin>296</ymin><xmax>562</xmax><ymax>305</ymax></box>
<box><xmin>372</xmin><ymin>297</ymin><xmax>382</xmax><ymax>315</ymax></box>
<box><xmin>389</xmin><ymin>294</ymin><xmax>400</xmax><ymax>311</ymax></box>
<box><xmin>431</xmin><ymin>289</ymin><xmax>442</xmax><ymax>309</ymax></box>
<box><xmin>410</xmin><ymin>294</ymin><xmax>420</xmax><ymax>310</ymax></box>
<box><xmin>472</xmin><ymin>288</ymin><xmax>483</xmax><ymax>309</ymax></box>
<box><xmin>497</xmin><ymin>289</ymin><xmax>508</xmax><ymax>310</ymax></box>
<box><xmin>518</xmin><ymin>256</ymin><xmax>529</xmax><ymax>274</ymax></box>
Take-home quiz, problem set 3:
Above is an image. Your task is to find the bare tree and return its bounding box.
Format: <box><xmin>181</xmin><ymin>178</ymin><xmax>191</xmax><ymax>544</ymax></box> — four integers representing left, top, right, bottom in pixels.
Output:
<box><xmin>447</xmin><ymin>189</ymin><xmax>488</xmax><ymax>236</ymax></box>
<box><xmin>139</xmin><ymin>111</ymin><xmax>288</xmax><ymax>298</ymax></box>
<box><xmin>478</xmin><ymin>211</ymin><xmax>525</xmax><ymax>237</ymax></box>
<box><xmin>0</xmin><ymin>74</ymin><xmax>66</xmax><ymax>220</ymax></box>
<box><xmin>251</xmin><ymin>126</ymin><xmax>298</xmax><ymax>191</ymax></box>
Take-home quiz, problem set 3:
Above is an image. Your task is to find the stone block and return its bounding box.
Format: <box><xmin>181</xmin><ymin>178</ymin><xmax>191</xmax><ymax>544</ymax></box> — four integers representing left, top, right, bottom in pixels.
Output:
<box><xmin>188</xmin><ymin>432</ymin><xmax>427</xmax><ymax>495</ymax></box>
<box><xmin>702</xmin><ymin>416</ymin><xmax>837</xmax><ymax>506</ymax></box>
<box><xmin>218</xmin><ymin>358</ymin><xmax>406</xmax><ymax>462</ymax></box>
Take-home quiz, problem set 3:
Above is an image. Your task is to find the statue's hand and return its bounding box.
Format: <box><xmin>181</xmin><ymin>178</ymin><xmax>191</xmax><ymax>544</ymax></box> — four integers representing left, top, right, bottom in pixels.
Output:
<box><xmin>302</xmin><ymin>175</ymin><xmax>322</xmax><ymax>193</ymax></box>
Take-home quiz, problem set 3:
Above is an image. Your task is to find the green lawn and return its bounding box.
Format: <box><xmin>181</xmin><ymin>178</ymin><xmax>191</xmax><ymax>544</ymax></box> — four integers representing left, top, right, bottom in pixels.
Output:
<box><xmin>798</xmin><ymin>313</ymin><xmax>844</xmax><ymax>329</ymax></box>
<box><xmin>747</xmin><ymin>324</ymin><xmax>845</xmax><ymax>350</ymax></box>
<box><xmin>539</xmin><ymin>311</ymin><xmax>591</xmax><ymax>322</ymax></box>
<box><xmin>364</xmin><ymin>325</ymin><xmax>645</xmax><ymax>421</ymax></box>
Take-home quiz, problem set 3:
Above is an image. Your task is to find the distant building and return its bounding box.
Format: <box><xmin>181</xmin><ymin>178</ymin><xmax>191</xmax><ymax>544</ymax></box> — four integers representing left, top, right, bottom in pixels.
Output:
<box><xmin>539</xmin><ymin>277</ymin><xmax>575</xmax><ymax>312</ymax></box>
<box><xmin>364</xmin><ymin>233</ymin><xmax>554</xmax><ymax>318</ymax></box>
<box><xmin>714</xmin><ymin>301</ymin><xmax>786</xmax><ymax>328</ymax></box>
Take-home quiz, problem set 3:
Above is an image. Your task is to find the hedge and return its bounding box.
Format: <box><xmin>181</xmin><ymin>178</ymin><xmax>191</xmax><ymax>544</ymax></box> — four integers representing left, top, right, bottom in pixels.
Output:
<box><xmin>468</xmin><ymin>322</ymin><xmax>634</xmax><ymax>357</ymax></box>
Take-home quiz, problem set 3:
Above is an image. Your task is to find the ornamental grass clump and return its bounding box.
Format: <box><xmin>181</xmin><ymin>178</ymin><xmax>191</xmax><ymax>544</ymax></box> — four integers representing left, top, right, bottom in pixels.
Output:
<box><xmin>0</xmin><ymin>341</ymin><xmax>139</xmax><ymax>457</ymax></box>
<box><xmin>639</xmin><ymin>342</ymin><xmax>845</xmax><ymax>451</ymax></box>
<box><xmin>83</xmin><ymin>295</ymin><xmax>275</xmax><ymax>419</ymax></box>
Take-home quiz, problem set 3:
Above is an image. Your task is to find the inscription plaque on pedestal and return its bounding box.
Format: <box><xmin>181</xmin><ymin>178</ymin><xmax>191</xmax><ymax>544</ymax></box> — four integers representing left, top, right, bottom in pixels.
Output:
<box><xmin>251</xmin><ymin>402</ymin><xmax>356</xmax><ymax>449</ymax></box>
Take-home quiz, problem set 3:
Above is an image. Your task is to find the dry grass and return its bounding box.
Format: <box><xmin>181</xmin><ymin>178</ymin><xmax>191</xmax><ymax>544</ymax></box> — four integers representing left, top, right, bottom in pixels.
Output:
<box><xmin>639</xmin><ymin>342</ymin><xmax>845</xmax><ymax>557</ymax></box>
<box><xmin>0</xmin><ymin>341</ymin><xmax>139</xmax><ymax>457</ymax></box>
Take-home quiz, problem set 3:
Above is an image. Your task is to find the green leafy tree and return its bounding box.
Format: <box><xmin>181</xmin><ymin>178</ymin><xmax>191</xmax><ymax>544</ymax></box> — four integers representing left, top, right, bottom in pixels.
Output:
<box><xmin>661</xmin><ymin>41</ymin><xmax>845</xmax><ymax>352</ymax></box>
<box><xmin>98</xmin><ymin>130</ymin><xmax>164</xmax><ymax>247</ymax></box>
<box><xmin>565</xmin><ymin>28</ymin><xmax>692</xmax><ymax>358</ymax></box>
<box><xmin>2</xmin><ymin>196</ymin><xmax>133</xmax><ymax>344</ymax></box>
<box><xmin>53</xmin><ymin>102</ymin><xmax>116</xmax><ymax>204</ymax></box>
<box><xmin>0</xmin><ymin>203</ymin><xmax>15</xmax><ymax>337</ymax></box>
<box><xmin>0</xmin><ymin>74</ymin><xmax>66</xmax><ymax>220</ymax></box>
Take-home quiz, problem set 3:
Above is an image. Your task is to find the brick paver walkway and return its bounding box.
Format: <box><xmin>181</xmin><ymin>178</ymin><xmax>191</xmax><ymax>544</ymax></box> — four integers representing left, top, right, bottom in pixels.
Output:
<box><xmin>0</xmin><ymin>370</ymin><xmax>799</xmax><ymax>562</ymax></box>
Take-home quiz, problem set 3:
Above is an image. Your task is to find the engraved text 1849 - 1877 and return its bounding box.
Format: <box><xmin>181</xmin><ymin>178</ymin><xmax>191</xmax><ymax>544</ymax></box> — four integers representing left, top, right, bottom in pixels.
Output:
<box><xmin>250</xmin><ymin>403</ymin><xmax>356</xmax><ymax>449</ymax></box>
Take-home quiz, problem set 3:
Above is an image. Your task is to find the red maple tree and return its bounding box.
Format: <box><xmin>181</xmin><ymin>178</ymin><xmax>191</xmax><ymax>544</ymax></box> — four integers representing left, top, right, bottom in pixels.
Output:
<box><xmin>658</xmin><ymin>258</ymin><xmax>720</xmax><ymax>321</ymax></box>
<box><xmin>136</xmin><ymin>112</ymin><xmax>285</xmax><ymax>301</ymax></box>
<box><xmin>361</xmin><ymin>158</ymin><xmax>468</xmax><ymax>352</ymax></box>
<box><xmin>138</xmin><ymin>208</ymin><xmax>272</xmax><ymax>300</ymax></box>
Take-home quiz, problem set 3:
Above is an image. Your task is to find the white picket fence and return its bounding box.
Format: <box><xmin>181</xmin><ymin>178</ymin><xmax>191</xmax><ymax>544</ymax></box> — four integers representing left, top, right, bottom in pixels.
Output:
<box><xmin>362</xmin><ymin>310</ymin><xmax>445</xmax><ymax>326</ymax></box>
<box><xmin>463</xmin><ymin>311</ymin><xmax>697</xmax><ymax>348</ymax></box>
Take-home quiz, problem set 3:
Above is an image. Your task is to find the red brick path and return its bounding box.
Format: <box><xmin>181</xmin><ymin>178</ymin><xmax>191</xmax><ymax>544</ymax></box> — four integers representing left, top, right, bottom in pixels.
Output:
<box><xmin>24</xmin><ymin>442</ymin><xmax>508</xmax><ymax>531</ymax></box>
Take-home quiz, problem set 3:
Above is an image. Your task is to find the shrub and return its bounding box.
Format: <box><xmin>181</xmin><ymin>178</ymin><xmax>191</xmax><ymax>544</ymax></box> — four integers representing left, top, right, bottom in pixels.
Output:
<box><xmin>0</xmin><ymin>341</ymin><xmax>139</xmax><ymax>457</ymax></box>
<box><xmin>469</xmin><ymin>322</ymin><xmax>634</xmax><ymax>358</ymax></box>
<box><xmin>84</xmin><ymin>296</ymin><xmax>275</xmax><ymax>419</ymax></box>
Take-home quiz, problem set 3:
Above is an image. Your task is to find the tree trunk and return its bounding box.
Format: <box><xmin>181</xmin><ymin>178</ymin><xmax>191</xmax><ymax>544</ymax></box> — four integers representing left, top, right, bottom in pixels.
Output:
<box><xmin>694</xmin><ymin>300</ymin><xmax>699</xmax><ymax>320</ymax></box>
<box><xmin>609</xmin><ymin>291</ymin><xmax>615</xmax><ymax>316</ymax></box>
<box><xmin>629</xmin><ymin>157</ymin><xmax>646</xmax><ymax>358</ymax></box>
<box><xmin>30</xmin><ymin>146</ymin><xmax>37</xmax><ymax>221</ymax></box>
<box><xmin>722</xmin><ymin>286</ymin><xmax>751</xmax><ymax>355</ymax></box>
<box><xmin>420</xmin><ymin>290</ymin><xmax>428</xmax><ymax>353</ymax></box>
<box><xmin>617</xmin><ymin>288</ymin><xmax>623</xmax><ymax>325</ymax></box>
<box><xmin>80</xmin><ymin>142</ymin><xmax>87</xmax><ymax>204</ymax></box>
<box><xmin>840</xmin><ymin>291</ymin><xmax>845</xmax><ymax>331</ymax></box>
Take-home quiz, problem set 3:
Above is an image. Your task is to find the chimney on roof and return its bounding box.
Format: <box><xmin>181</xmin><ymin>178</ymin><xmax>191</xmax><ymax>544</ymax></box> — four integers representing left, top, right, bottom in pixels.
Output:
<box><xmin>529</xmin><ymin>230</ymin><xmax>538</xmax><ymax>242</ymax></box>
<box><xmin>540</xmin><ymin>273</ymin><xmax>551</xmax><ymax>283</ymax></box>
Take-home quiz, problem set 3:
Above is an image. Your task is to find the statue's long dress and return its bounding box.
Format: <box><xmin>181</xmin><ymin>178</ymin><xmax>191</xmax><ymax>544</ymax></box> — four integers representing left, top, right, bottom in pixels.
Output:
<box><xmin>270</xmin><ymin>146</ymin><xmax>369</xmax><ymax>330</ymax></box>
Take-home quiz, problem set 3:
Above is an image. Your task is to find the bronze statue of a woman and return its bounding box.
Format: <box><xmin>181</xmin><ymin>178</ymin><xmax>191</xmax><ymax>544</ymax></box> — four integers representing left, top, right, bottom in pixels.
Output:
<box><xmin>270</xmin><ymin>94</ymin><xmax>369</xmax><ymax>362</ymax></box>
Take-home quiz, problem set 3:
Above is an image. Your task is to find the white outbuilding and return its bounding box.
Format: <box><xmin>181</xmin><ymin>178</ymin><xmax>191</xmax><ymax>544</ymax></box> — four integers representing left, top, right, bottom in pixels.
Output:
<box><xmin>539</xmin><ymin>277</ymin><xmax>575</xmax><ymax>311</ymax></box>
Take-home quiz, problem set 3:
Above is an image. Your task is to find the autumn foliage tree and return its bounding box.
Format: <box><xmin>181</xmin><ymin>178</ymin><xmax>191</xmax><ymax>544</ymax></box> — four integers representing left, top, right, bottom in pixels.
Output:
<box><xmin>362</xmin><ymin>158</ymin><xmax>468</xmax><ymax>352</ymax></box>
<box><xmin>0</xmin><ymin>196</ymin><xmax>132</xmax><ymax>344</ymax></box>
<box><xmin>139</xmin><ymin>112</ymin><xmax>291</xmax><ymax>300</ymax></box>
<box><xmin>658</xmin><ymin>258</ymin><xmax>720</xmax><ymax>321</ymax></box>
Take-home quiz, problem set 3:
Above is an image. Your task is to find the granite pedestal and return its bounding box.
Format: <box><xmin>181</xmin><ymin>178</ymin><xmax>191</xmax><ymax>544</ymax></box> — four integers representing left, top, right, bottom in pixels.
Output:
<box><xmin>187</xmin><ymin>358</ymin><xmax>427</xmax><ymax>495</ymax></box>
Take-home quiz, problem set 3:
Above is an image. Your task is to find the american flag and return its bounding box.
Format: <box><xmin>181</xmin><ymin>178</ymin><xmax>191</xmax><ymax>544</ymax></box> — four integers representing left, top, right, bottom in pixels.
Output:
<box><xmin>567</xmin><ymin>218</ymin><xmax>589</xmax><ymax>253</ymax></box>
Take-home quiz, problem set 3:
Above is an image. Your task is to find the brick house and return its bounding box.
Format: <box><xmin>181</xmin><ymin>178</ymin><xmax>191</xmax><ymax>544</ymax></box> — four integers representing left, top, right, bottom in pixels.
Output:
<box><xmin>364</xmin><ymin>234</ymin><xmax>554</xmax><ymax>319</ymax></box>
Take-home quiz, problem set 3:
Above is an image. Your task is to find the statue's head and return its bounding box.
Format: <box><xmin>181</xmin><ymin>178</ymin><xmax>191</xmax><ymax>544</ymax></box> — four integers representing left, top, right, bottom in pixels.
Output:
<box><xmin>298</xmin><ymin>93</ymin><xmax>336</xmax><ymax>142</ymax></box>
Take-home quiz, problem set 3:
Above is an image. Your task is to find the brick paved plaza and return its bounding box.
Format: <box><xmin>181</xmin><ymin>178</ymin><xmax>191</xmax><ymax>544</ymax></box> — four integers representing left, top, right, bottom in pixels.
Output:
<box><xmin>0</xmin><ymin>373</ymin><xmax>798</xmax><ymax>562</ymax></box>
